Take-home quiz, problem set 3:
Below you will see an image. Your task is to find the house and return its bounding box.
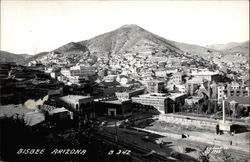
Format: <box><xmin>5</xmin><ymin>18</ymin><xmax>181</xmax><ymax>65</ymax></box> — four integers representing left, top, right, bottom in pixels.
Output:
<box><xmin>155</xmin><ymin>70</ymin><xmax>167</xmax><ymax>78</ymax></box>
<box><xmin>165</xmin><ymin>67</ymin><xmax>178</xmax><ymax>74</ymax></box>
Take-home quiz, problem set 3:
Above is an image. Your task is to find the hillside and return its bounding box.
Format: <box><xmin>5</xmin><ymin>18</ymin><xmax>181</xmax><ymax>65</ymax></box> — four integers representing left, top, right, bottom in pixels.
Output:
<box><xmin>208</xmin><ymin>41</ymin><xmax>249</xmax><ymax>57</ymax></box>
<box><xmin>4</xmin><ymin>24</ymin><xmax>243</xmax><ymax>64</ymax></box>
<box><xmin>79</xmin><ymin>24</ymin><xmax>184</xmax><ymax>57</ymax></box>
<box><xmin>170</xmin><ymin>41</ymin><xmax>221</xmax><ymax>59</ymax></box>
<box><xmin>53</xmin><ymin>42</ymin><xmax>90</xmax><ymax>56</ymax></box>
<box><xmin>0</xmin><ymin>51</ymin><xmax>31</xmax><ymax>64</ymax></box>
<box><xmin>23</xmin><ymin>52</ymin><xmax>49</xmax><ymax>64</ymax></box>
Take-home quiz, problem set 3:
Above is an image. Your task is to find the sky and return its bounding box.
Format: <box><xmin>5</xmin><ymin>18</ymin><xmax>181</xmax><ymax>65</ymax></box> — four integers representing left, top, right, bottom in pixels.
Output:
<box><xmin>1</xmin><ymin>0</ymin><xmax>249</xmax><ymax>55</ymax></box>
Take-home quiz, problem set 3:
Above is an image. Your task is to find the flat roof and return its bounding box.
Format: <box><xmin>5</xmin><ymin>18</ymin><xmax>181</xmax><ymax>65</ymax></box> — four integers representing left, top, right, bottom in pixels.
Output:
<box><xmin>187</xmin><ymin>77</ymin><xmax>204</xmax><ymax>83</ymax></box>
<box><xmin>169</xmin><ymin>93</ymin><xmax>186</xmax><ymax>100</ymax></box>
<box><xmin>49</xmin><ymin>107</ymin><xmax>69</xmax><ymax>114</ymax></box>
<box><xmin>116</xmin><ymin>87</ymin><xmax>145</xmax><ymax>94</ymax></box>
<box><xmin>169</xmin><ymin>93</ymin><xmax>186</xmax><ymax>98</ymax></box>
<box><xmin>133</xmin><ymin>92</ymin><xmax>186</xmax><ymax>100</ymax></box>
<box><xmin>191</xmin><ymin>71</ymin><xmax>219</xmax><ymax>76</ymax></box>
<box><xmin>60</xmin><ymin>95</ymin><xmax>92</xmax><ymax>104</ymax></box>
<box><xmin>144</xmin><ymin>80</ymin><xmax>165</xmax><ymax>83</ymax></box>
<box><xmin>100</xmin><ymin>99</ymin><xmax>131</xmax><ymax>105</ymax></box>
<box><xmin>135</xmin><ymin>93</ymin><xmax>168</xmax><ymax>98</ymax></box>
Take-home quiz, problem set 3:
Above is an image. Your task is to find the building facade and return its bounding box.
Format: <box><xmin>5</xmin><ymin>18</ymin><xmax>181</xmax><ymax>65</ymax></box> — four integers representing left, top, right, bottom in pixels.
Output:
<box><xmin>95</xmin><ymin>99</ymin><xmax>132</xmax><ymax>118</ymax></box>
<box><xmin>59</xmin><ymin>95</ymin><xmax>95</xmax><ymax>129</ymax></box>
<box><xmin>115</xmin><ymin>87</ymin><xmax>145</xmax><ymax>100</ymax></box>
<box><xmin>218</xmin><ymin>82</ymin><xmax>250</xmax><ymax>104</ymax></box>
<box><xmin>143</xmin><ymin>80</ymin><xmax>165</xmax><ymax>93</ymax></box>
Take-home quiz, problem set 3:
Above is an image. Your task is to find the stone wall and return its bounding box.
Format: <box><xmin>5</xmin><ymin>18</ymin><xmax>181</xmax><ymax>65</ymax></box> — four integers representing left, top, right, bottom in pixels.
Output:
<box><xmin>159</xmin><ymin>114</ymin><xmax>218</xmax><ymax>130</ymax></box>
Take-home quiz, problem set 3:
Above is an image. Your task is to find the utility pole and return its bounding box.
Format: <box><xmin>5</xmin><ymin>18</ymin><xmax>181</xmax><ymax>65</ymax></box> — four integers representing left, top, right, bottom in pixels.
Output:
<box><xmin>222</xmin><ymin>99</ymin><xmax>225</xmax><ymax>123</ymax></box>
<box><xmin>115</xmin><ymin>121</ymin><xmax>118</xmax><ymax>143</ymax></box>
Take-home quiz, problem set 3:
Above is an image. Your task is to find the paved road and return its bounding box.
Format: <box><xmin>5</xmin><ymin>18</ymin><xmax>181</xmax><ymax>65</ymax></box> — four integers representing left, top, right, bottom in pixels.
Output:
<box><xmin>95</xmin><ymin>125</ymin><xmax>198</xmax><ymax>161</ymax></box>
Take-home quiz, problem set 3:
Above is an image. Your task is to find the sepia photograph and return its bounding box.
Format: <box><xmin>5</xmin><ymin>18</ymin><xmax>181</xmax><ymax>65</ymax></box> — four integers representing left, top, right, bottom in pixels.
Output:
<box><xmin>0</xmin><ymin>0</ymin><xmax>249</xmax><ymax>161</ymax></box>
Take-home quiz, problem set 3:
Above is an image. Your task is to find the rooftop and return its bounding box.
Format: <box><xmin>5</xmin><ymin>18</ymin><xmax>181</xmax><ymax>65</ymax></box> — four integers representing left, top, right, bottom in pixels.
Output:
<box><xmin>60</xmin><ymin>95</ymin><xmax>92</xmax><ymax>104</ymax></box>
<box><xmin>191</xmin><ymin>71</ymin><xmax>219</xmax><ymax>76</ymax></box>
<box><xmin>144</xmin><ymin>79</ymin><xmax>165</xmax><ymax>83</ymax></box>
<box><xmin>165</xmin><ymin>67</ymin><xmax>178</xmax><ymax>70</ymax></box>
<box><xmin>99</xmin><ymin>99</ymin><xmax>131</xmax><ymax>105</ymax></box>
<box><xmin>118</xmin><ymin>87</ymin><xmax>145</xmax><ymax>94</ymax></box>
<box><xmin>169</xmin><ymin>93</ymin><xmax>186</xmax><ymax>100</ymax></box>
<box><xmin>136</xmin><ymin>93</ymin><xmax>168</xmax><ymax>98</ymax></box>
<box><xmin>187</xmin><ymin>77</ymin><xmax>204</xmax><ymax>83</ymax></box>
<box><xmin>49</xmin><ymin>107</ymin><xmax>69</xmax><ymax>114</ymax></box>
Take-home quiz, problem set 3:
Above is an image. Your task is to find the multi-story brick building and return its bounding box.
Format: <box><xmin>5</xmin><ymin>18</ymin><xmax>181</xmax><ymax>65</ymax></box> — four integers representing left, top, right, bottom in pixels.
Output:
<box><xmin>143</xmin><ymin>80</ymin><xmax>165</xmax><ymax>93</ymax></box>
<box><xmin>218</xmin><ymin>82</ymin><xmax>250</xmax><ymax>104</ymax></box>
<box><xmin>132</xmin><ymin>93</ymin><xmax>186</xmax><ymax>114</ymax></box>
<box><xmin>115</xmin><ymin>87</ymin><xmax>145</xmax><ymax>100</ymax></box>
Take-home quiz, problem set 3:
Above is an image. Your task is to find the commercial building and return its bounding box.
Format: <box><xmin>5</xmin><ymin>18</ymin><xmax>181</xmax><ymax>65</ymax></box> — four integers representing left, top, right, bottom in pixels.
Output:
<box><xmin>225</xmin><ymin>96</ymin><xmax>250</xmax><ymax>118</ymax></box>
<box><xmin>143</xmin><ymin>80</ymin><xmax>165</xmax><ymax>93</ymax></box>
<box><xmin>70</xmin><ymin>65</ymin><xmax>96</xmax><ymax>77</ymax></box>
<box><xmin>59</xmin><ymin>95</ymin><xmax>95</xmax><ymax>128</ymax></box>
<box><xmin>218</xmin><ymin>82</ymin><xmax>250</xmax><ymax>104</ymax></box>
<box><xmin>191</xmin><ymin>70</ymin><xmax>220</xmax><ymax>82</ymax></box>
<box><xmin>115</xmin><ymin>87</ymin><xmax>145</xmax><ymax>100</ymax></box>
<box><xmin>172</xmin><ymin>72</ymin><xmax>183</xmax><ymax>85</ymax></box>
<box><xmin>132</xmin><ymin>93</ymin><xmax>186</xmax><ymax>114</ymax></box>
<box><xmin>186</xmin><ymin>78</ymin><xmax>204</xmax><ymax>96</ymax></box>
<box><xmin>154</xmin><ymin>70</ymin><xmax>167</xmax><ymax>78</ymax></box>
<box><xmin>0</xmin><ymin>63</ymin><xmax>12</xmax><ymax>79</ymax></box>
<box><xmin>95</xmin><ymin>99</ymin><xmax>132</xmax><ymax>118</ymax></box>
<box><xmin>132</xmin><ymin>93</ymin><xmax>168</xmax><ymax>114</ymax></box>
<box><xmin>168</xmin><ymin>93</ymin><xmax>187</xmax><ymax>113</ymax></box>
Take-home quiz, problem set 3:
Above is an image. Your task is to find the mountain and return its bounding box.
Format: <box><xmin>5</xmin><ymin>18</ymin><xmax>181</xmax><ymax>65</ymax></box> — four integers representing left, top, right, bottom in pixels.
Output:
<box><xmin>77</xmin><ymin>24</ymin><xmax>223</xmax><ymax>59</ymax></box>
<box><xmin>208</xmin><ymin>41</ymin><xmax>249</xmax><ymax>57</ymax></box>
<box><xmin>6</xmin><ymin>24</ymin><xmax>242</xmax><ymax>64</ymax></box>
<box><xmin>22</xmin><ymin>42</ymin><xmax>90</xmax><ymax>65</ymax></box>
<box><xmin>53</xmin><ymin>42</ymin><xmax>90</xmax><ymax>56</ymax></box>
<box><xmin>79</xmin><ymin>24</ymin><xmax>184</xmax><ymax>57</ymax></box>
<box><xmin>23</xmin><ymin>51</ymin><xmax>49</xmax><ymax>65</ymax></box>
<box><xmin>0</xmin><ymin>51</ymin><xmax>31</xmax><ymax>64</ymax></box>
<box><xmin>170</xmin><ymin>41</ymin><xmax>221</xmax><ymax>59</ymax></box>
